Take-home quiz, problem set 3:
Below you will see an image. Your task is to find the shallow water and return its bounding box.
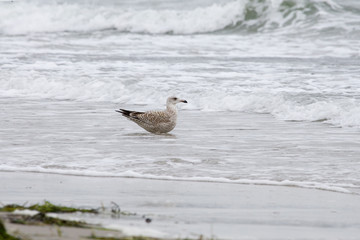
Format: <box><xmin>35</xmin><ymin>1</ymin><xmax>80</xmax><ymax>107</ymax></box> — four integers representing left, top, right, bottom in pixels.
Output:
<box><xmin>1</xmin><ymin>98</ymin><xmax>359</xmax><ymax>193</ymax></box>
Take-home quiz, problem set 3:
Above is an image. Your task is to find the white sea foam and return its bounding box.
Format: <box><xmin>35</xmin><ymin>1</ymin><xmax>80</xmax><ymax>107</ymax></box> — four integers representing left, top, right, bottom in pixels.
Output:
<box><xmin>112</xmin><ymin>170</ymin><xmax>354</xmax><ymax>194</ymax></box>
<box><xmin>13</xmin><ymin>209</ymin><xmax>39</xmax><ymax>216</ymax></box>
<box><xmin>1</xmin><ymin>71</ymin><xmax>360</xmax><ymax>128</ymax></box>
<box><xmin>197</xmin><ymin>94</ymin><xmax>360</xmax><ymax>128</ymax></box>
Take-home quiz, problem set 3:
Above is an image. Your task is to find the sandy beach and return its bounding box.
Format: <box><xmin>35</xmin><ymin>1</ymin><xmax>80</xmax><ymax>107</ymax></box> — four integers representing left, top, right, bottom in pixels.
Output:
<box><xmin>2</xmin><ymin>171</ymin><xmax>360</xmax><ymax>240</ymax></box>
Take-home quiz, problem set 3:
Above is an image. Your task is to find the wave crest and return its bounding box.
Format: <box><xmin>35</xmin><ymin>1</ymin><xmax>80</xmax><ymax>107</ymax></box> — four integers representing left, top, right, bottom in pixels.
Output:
<box><xmin>0</xmin><ymin>0</ymin><xmax>354</xmax><ymax>35</ymax></box>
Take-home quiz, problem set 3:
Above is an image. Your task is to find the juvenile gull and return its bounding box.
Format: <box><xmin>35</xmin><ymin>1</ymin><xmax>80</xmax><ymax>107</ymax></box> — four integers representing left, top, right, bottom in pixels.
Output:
<box><xmin>116</xmin><ymin>96</ymin><xmax>187</xmax><ymax>134</ymax></box>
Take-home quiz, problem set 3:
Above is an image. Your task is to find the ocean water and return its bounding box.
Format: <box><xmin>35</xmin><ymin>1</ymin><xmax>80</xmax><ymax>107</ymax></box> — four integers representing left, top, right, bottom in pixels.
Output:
<box><xmin>1</xmin><ymin>0</ymin><xmax>360</xmax><ymax>194</ymax></box>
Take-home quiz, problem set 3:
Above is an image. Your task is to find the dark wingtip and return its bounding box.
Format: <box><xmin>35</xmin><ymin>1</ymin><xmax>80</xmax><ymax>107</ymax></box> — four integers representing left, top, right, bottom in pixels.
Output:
<box><xmin>116</xmin><ymin>109</ymin><xmax>133</xmax><ymax>117</ymax></box>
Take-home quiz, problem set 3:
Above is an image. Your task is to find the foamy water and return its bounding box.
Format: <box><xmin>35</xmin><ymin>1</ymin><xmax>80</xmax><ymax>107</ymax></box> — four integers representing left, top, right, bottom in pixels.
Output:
<box><xmin>1</xmin><ymin>0</ymin><xmax>360</xmax><ymax>193</ymax></box>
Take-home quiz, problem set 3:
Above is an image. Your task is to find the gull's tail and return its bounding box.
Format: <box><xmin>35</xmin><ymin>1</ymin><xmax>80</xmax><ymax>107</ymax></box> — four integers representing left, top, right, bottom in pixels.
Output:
<box><xmin>115</xmin><ymin>109</ymin><xmax>132</xmax><ymax>117</ymax></box>
<box><xmin>115</xmin><ymin>109</ymin><xmax>144</xmax><ymax>119</ymax></box>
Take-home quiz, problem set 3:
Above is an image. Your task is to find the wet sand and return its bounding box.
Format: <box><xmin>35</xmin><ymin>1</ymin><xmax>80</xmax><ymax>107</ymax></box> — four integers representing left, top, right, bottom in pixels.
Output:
<box><xmin>1</xmin><ymin>171</ymin><xmax>360</xmax><ymax>240</ymax></box>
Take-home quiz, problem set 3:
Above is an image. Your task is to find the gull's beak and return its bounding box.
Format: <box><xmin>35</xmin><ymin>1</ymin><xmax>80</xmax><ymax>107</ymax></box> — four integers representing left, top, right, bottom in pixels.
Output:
<box><xmin>181</xmin><ymin>99</ymin><xmax>188</xmax><ymax>103</ymax></box>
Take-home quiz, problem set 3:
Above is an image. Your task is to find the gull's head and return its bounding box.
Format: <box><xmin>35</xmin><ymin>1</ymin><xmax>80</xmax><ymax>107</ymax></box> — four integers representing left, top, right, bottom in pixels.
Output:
<box><xmin>167</xmin><ymin>96</ymin><xmax>188</xmax><ymax>105</ymax></box>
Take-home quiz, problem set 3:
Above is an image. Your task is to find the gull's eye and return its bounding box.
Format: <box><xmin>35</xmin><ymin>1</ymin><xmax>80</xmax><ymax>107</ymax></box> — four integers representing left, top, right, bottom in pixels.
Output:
<box><xmin>173</xmin><ymin>97</ymin><xmax>178</xmax><ymax>101</ymax></box>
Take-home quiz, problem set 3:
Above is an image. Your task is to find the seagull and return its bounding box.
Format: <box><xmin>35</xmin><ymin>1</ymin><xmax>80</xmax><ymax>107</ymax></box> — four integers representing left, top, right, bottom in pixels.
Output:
<box><xmin>116</xmin><ymin>96</ymin><xmax>187</xmax><ymax>134</ymax></box>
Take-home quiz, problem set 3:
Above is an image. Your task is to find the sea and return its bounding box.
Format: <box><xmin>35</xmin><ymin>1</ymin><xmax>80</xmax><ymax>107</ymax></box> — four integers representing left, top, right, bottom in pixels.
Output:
<box><xmin>1</xmin><ymin>0</ymin><xmax>360</xmax><ymax>194</ymax></box>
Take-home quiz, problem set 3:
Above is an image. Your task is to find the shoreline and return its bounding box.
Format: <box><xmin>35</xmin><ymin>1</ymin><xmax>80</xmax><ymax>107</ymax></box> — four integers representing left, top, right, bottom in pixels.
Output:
<box><xmin>0</xmin><ymin>170</ymin><xmax>355</xmax><ymax>195</ymax></box>
<box><xmin>2</xmin><ymin>171</ymin><xmax>360</xmax><ymax>239</ymax></box>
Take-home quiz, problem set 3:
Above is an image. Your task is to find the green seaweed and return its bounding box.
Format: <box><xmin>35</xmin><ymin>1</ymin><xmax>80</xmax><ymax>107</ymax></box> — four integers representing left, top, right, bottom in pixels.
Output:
<box><xmin>0</xmin><ymin>204</ymin><xmax>26</xmax><ymax>213</ymax></box>
<box><xmin>0</xmin><ymin>201</ymin><xmax>98</xmax><ymax>214</ymax></box>
<box><xmin>7</xmin><ymin>212</ymin><xmax>88</xmax><ymax>228</ymax></box>
<box><xmin>29</xmin><ymin>201</ymin><xmax>98</xmax><ymax>214</ymax></box>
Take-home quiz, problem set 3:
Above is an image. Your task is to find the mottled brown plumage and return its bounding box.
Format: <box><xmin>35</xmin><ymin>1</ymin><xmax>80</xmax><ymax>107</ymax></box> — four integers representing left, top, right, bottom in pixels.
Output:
<box><xmin>116</xmin><ymin>97</ymin><xmax>187</xmax><ymax>134</ymax></box>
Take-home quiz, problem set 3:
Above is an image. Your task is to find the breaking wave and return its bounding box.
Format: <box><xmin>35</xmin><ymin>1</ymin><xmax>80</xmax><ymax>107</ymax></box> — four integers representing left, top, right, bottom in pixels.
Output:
<box><xmin>0</xmin><ymin>0</ymin><xmax>358</xmax><ymax>35</ymax></box>
<box><xmin>1</xmin><ymin>73</ymin><xmax>360</xmax><ymax>128</ymax></box>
